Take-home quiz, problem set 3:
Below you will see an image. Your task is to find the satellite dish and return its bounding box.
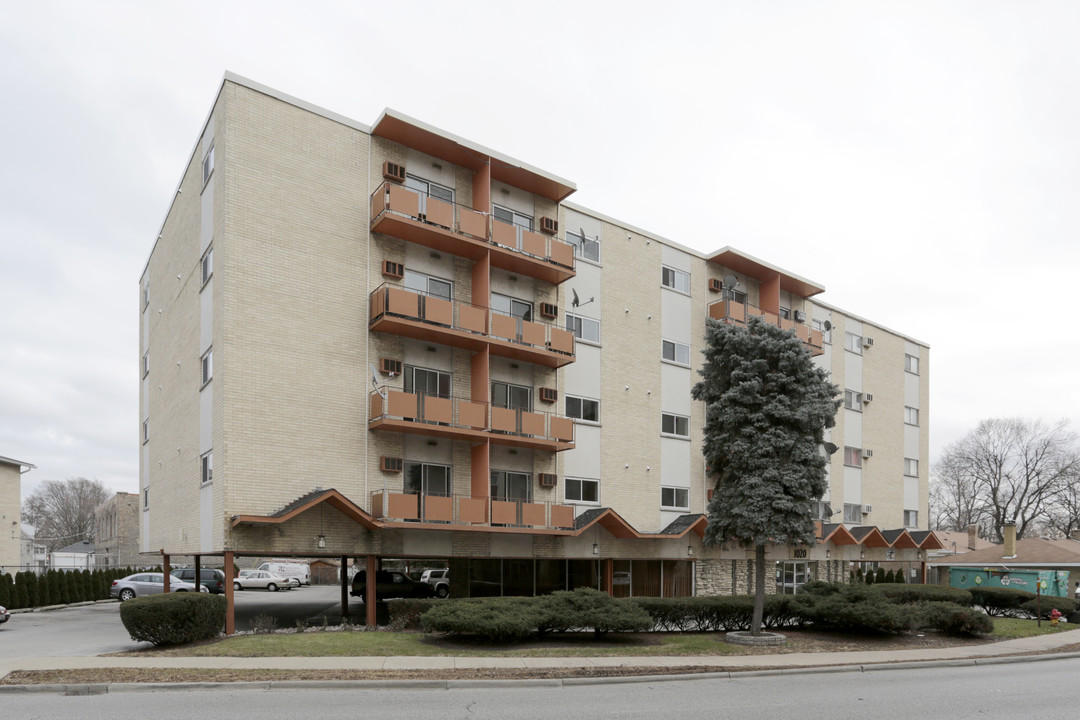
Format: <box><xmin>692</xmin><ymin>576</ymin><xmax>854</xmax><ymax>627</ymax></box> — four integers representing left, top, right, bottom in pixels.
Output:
<box><xmin>824</xmin><ymin>442</ymin><xmax>838</xmax><ymax>456</ymax></box>
<box><xmin>370</xmin><ymin>364</ymin><xmax>386</xmax><ymax>399</ymax></box>
<box><xmin>722</xmin><ymin>274</ymin><xmax>738</xmax><ymax>290</ymax></box>
<box><xmin>571</xmin><ymin>288</ymin><xmax>580</xmax><ymax>307</ymax></box>
<box><xmin>579</xmin><ymin>226</ymin><xmax>588</xmax><ymax>241</ymax></box>
<box><xmin>823</xmin><ymin>320</ymin><xmax>832</xmax><ymax>332</ymax></box>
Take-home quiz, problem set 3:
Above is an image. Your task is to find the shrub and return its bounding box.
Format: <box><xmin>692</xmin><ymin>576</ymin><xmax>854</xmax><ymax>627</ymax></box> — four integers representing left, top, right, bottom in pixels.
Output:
<box><xmin>1019</xmin><ymin>596</ymin><xmax>1077</xmax><ymax>619</ymax></box>
<box><xmin>632</xmin><ymin>597</ymin><xmax>691</xmax><ymax>631</ymax></box>
<box><xmin>884</xmin><ymin>570</ymin><xmax>895</xmax><ymax>583</ymax></box>
<box><xmin>868</xmin><ymin>583</ymin><xmax>972</xmax><ymax>606</ymax></box>
<box><xmin>386</xmin><ymin>598</ymin><xmax>439</xmax><ymax>631</ymax></box>
<box><xmin>536</xmin><ymin>588</ymin><xmax>653</xmax><ymax>638</ymax></box>
<box><xmin>0</xmin><ymin>573</ymin><xmax>11</xmax><ymax>607</ymax></box>
<box><xmin>421</xmin><ymin>597</ymin><xmax>542</xmax><ymax>641</ymax></box>
<box><xmin>894</xmin><ymin>569</ymin><xmax>906</xmax><ymax>584</ymax></box>
<box><xmin>919</xmin><ymin>602</ymin><xmax>993</xmax><ymax>636</ymax></box>
<box><xmin>120</xmin><ymin>592</ymin><xmax>226</xmax><ymax>645</ymax></box>
<box><xmin>875</xmin><ymin>568</ymin><xmax>887</xmax><ymax>584</ymax></box>
<box><xmin>967</xmin><ymin>586</ymin><xmax>1033</xmax><ymax>617</ymax></box>
<box><xmin>791</xmin><ymin>584</ymin><xmax>917</xmax><ymax>635</ymax></box>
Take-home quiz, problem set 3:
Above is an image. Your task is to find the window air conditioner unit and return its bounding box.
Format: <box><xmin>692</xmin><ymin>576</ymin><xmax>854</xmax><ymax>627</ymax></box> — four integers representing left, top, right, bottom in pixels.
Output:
<box><xmin>381</xmin><ymin>260</ymin><xmax>404</xmax><ymax>279</ymax></box>
<box><xmin>539</xmin><ymin>387</ymin><xmax>558</xmax><ymax>403</ymax></box>
<box><xmin>538</xmin><ymin>473</ymin><xmax>558</xmax><ymax>488</ymax></box>
<box><xmin>539</xmin><ymin>216</ymin><xmax>558</xmax><ymax>235</ymax></box>
<box><xmin>540</xmin><ymin>302</ymin><xmax>558</xmax><ymax>319</ymax></box>
<box><xmin>861</xmin><ymin>448</ymin><xmax>873</xmax><ymax>459</ymax></box>
<box><xmin>793</xmin><ymin>309</ymin><xmax>807</xmax><ymax>323</ymax></box>
<box><xmin>379</xmin><ymin>358</ymin><xmax>403</xmax><ymax>376</ymax></box>
<box><xmin>863</xmin><ymin>337</ymin><xmax>874</xmax><ymax>348</ymax></box>
<box><xmin>382</xmin><ymin>161</ymin><xmax>406</xmax><ymax>183</ymax></box>
<box><xmin>708</xmin><ymin>278</ymin><xmax>723</xmax><ymax>293</ymax></box>
<box><xmin>862</xmin><ymin>393</ymin><xmax>873</xmax><ymax>404</ymax></box>
<box><xmin>862</xmin><ymin>504</ymin><xmax>873</xmax><ymax>514</ymax></box>
<box><xmin>380</xmin><ymin>457</ymin><xmax>403</xmax><ymax>473</ymax></box>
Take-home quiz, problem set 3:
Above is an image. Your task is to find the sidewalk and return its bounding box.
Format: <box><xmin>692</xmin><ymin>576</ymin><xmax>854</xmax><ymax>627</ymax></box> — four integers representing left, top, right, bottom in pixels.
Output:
<box><xmin>2</xmin><ymin>628</ymin><xmax>1079</xmax><ymax>683</ymax></box>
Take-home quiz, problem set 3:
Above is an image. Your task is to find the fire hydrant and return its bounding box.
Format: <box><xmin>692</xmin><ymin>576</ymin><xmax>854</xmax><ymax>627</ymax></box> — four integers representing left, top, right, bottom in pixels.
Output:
<box><xmin>1050</xmin><ymin>608</ymin><xmax>1062</xmax><ymax>627</ymax></box>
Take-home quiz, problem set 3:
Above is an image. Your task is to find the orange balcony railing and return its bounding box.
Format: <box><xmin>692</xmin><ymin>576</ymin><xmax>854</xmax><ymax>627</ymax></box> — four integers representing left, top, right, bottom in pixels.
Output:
<box><xmin>707</xmin><ymin>299</ymin><xmax>824</xmax><ymax>356</ymax></box>
<box><xmin>369</xmin><ymin>388</ymin><xmax>574</xmax><ymax>451</ymax></box>
<box><xmin>370</xmin><ymin>181</ymin><xmax>575</xmax><ymax>284</ymax></box>
<box><xmin>369</xmin><ymin>283</ymin><xmax>575</xmax><ymax>368</ymax></box>
<box><xmin>370</xmin><ymin>489</ymin><xmax>576</xmax><ymax>531</ymax></box>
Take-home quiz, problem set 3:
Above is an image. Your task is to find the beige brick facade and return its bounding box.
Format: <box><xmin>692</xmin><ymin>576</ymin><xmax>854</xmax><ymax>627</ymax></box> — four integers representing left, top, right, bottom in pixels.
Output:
<box><xmin>140</xmin><ymin>75</ymin><xmax>932</xmax><ymax>599</ymax></box>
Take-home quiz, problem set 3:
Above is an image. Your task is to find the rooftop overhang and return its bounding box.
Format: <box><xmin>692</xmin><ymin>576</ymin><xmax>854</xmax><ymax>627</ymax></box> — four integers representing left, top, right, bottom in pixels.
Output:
<box><xmin>851</xmin><ymin>526</ymin><xmax>891</xmax><ymax>548</ymax></box>
<box><xmin>371</xmin><ymin>109</ymin><xmax>576</xmax><ymax>203</ymax></box>
<box><xmin>231</xmin><ymin>489</ymin><xmax>382</xmax><ymax>531</ymax></box>
<box><xmin>819</xmin><ymin>523</ymin><xmax>860</xmax><ymax>546</ymax></box>
<box><xmin>881</xmin><ymin>529</ymin><xmax>921</xmax><ymax>549</ymax></box>
<box><xmin>707</xmin><ymin>247</ymin><xmax>825</xmax><ymax>298</ymax></box>
<box><xmin>574</xmin><ymin>508</ymin><xmax>643</xmax><ymax>540</ymax></box>
<box><xmin>0</xmin><ymin>455</ymin><xmax>36</xmax><ymax>472</ymax></box>
<box><xmin>911</xmin><ymin>531</ymin><xmax>947</xmax><ymax>550</ymax></box>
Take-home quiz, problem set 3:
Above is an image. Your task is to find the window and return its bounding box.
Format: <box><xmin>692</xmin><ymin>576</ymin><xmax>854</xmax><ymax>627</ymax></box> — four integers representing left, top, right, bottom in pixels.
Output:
<box><xmin>490</xmin><ymin>470</ymin><xmax>531</xmax><ymax>501</ymax></box>
<box><xmin>142</xmin><ymin>419</ymin><xmax>149</xmax><ymax>444</ymax></box>
<box><xmin>779</xmin><ymin>307</ymin><xmax>791</xmax><ymax>320</ymax></box>
<box><xmin>843</xmin><ymin>503</ymin><xmax>862</xmax><ymax>523</ymax></box>
<box><xmin>661</xmin><ymin>486</ymin><xmax>689</xmax><ymax>510</ymax></box>
<box><xmin>904</xmin><ymin>458</ymin><xmax>919</xmax><ymax>477</ymax></box>
<box><xmin>728</xmin><ymin>288</ymin><xmax>748</xmax><ymax>304</ymax></box>
<box><xmin>565</xmin><ymin>395</ymin><xmax>599</xmax><ymax>423</ymax></box>
<box><xmin>845</xmin><ymin>332</ymin><xmax>863</xmax><ymax>354</ymax></box>
<box><xmin>565</xmin><ymin>229</ymin><xmax>600</xmax><ymax>263</ymax></box>
<box><xmin>142</xmin><ymin>352</ymin><xmax>149</xmax><ymax>378</ymax></box>
<box><xmin>404</xmin><ymin>365</ymin><xmax>451</xmax><ymax>398</ymax></box>
<box><xmin>493</xmin><ymin>204</ymin><xmax>533</xmax><ymax>231</ymax></box>
<box><xmin>812</xmin><ymin>319</ymin><xmax>832</xmax><ymax>344</ymax></box>
<box><xmin>201</xmin><ymin>246</ymin><xmax>213</xmax><ymax>286</ymax></box>
<box><xmin>844</xmin><ymin>390</ymin><xmax>862</xmax><ymax>411</ymax></box>
<box><xmin>844</xmin><ymin>446</ymin><xmax>862</xmax><ymax>468</ymax></box>
<box><xmin>405</xmin><ymin>174</ymin><xmax>454</xmax><ymax>204</ymax></box>
<box><xmin>565</xmin><ymin>477</ymin><xmax>599</xmax><ymax>504</ymax></box>
<box><xmin>566</xmin><ymin>313</ymin><xmax>600</xmax><ymax>343</ymax></box>
<box><xmin>812</xmin><ymin>501</ymin><xmax>832</xmax><ymax>520</ymax></box>
<box><xmin>492</xmin><ymin>381</ymin><xmax>531</xmax><ymax>411</ymax></box>
<box><xmin>202</xmin><ymin>143</ymin><xmax>214</xmax><ymax>185</ymax></box>
<box><xmin>201</xmin><ymin>451</ymin><xmax>213</xmax><ymax>485</ymax></box>
<box><xmin>661</xmin><ymin>412</ymin><xmax>690</xmax><ymax>438</ymax></box>
<box><xmin>904</xmin><ymin>510</ymin><xmax>919</xmax><ymax>528</ymax></box>
<box><xmin>201</xmin><ymin>348</ymin><xmax>213</xmax><ymax>385</ymax></box>
<box><xmin>405</xmin><ymin>462</ymin><xmax>452</xmax><ymax>497</ymax></box>
<box><xmin>491</xmin><ymin>292</ymin><xmax>532</xmax><ymax>321</ymax></box>
<box><xmin>661</xmin><ymin>266</ymin><xmax>690</xmax><ymax>293</ymax></box>
<box><xmin>905</xmin><ymin>354</ymin><xmax>920</xmax><ymax>374</ymax></box>
<box><xmin>905</xmin><ymin>406</ymin><xmax>919</xmax><ymax>426</ymax></box>
<box><xmin>662</xmin><ymin>340</ymin><xmax>691</xmax><ymax>366</ymax></box>
<box><xmin>404</xmin><ymin>270</ymin><xmax>452</xmax><ymax>301</ymax></box>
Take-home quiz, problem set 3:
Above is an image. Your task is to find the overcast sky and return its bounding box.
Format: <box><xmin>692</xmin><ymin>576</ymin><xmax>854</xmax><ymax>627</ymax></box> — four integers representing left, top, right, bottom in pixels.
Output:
<box><xmin>3</xmin><ymin>1</ymin><xmax>1079</xmax><ymax>502</ymax></box>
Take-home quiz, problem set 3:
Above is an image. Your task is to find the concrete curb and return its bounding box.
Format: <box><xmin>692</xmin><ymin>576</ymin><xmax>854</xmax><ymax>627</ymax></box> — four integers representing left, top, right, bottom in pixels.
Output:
<box><xmin>3</xmin><ymin>650</ymin><xmax>1079</xmax><ymax>694</ymax></box>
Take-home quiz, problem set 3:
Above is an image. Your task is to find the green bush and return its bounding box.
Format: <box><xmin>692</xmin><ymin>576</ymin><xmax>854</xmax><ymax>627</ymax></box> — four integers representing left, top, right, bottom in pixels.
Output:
<box><xmin>875</xmin><ymin>568</ymin><xmax>887</xmax><ymax>584</ymax></box>
<box><xmin>631</xmin><ymin>597</ymin><xmax>692</xmax><ymax>631</ymax></box>
<box><xmin>967</xmin><ymin>586</ymin><xmax>1033</xmax><ymax>617</ymax></box>
<box><xmin>421</xmin><ymin>597</ymin><xmax>542</xmax><ymax>641</ymax></box>
<box><xmin>792</xmin><ymin>584</ymin><xmax>917</xmax><ymax>635</ymax></box>
<box><xmin>537</xmin><ymin>588</ymin><xmax>653</xmax><ymax>638</ymax></box>
<box><xmin>0</xmin><ymin>573</ymin><xmax>11</xmax><ymax>607</ymax></box>
<box><xmin>120</xmin><ymin>592</ymin><xmax>226</xmax><ymax>646</ymax></box>
<box><xmin>919</xmin><ymin>602</ymin><xmax>994</xmax><ymax>636</ymax></box>
<box><xmin>1019</xmin><ymin>596</ymin><xmax>1077</xmax><ymax>619</ymax></box>
<box><xmin>884</xmin><ymin>569</ymin><xmax>895</xmax><ymax>583</ymax></box>
<box><xmin>894</xmin><ymin>569</ymin><xmax>907</xmax><ymax>584</ymax></box>
<box><xmin>385</xmin><ymin>598</ymin><xmax>439</xmax><ymax>631</ymax></box>
<box><xmin>868</xmin><ymin>583</ymin><xmax>972</xmax><ymax>606</ymax></box>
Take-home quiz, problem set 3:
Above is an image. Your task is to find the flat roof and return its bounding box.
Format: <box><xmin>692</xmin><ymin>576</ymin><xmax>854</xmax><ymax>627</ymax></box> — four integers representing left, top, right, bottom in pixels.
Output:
<box><xmin>707</xmin><ymin>247</ymin><xmax>826</xmax><ymax>298</ymax></box>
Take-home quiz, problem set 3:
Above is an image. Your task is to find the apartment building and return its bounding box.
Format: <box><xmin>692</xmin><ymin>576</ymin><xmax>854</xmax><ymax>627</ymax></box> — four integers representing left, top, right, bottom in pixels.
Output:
<box><xmin>0</xmin><ymin>455</ymin><xmax>34</xmax><ymax>574</ymax></box>
<box><xmin>139</xmin><ymin>74</ymin><xmax>937</xmax><ymax>619</ymax></box>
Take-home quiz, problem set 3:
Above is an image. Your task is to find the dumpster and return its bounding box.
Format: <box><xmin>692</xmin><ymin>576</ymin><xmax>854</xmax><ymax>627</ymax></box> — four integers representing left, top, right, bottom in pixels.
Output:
<box><xmin>949</xmin><ymin>568</ymin><xmax>1070</xmax><ymax>597</ymax></box>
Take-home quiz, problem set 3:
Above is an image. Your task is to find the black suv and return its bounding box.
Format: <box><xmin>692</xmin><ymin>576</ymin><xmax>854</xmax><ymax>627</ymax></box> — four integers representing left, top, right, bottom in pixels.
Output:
<box><xmin>171</xmin><ymin>568</ymin><xmax>226</xmax><ymax>594</ymax></box>
<box><xmin>350</xmin><ymin>570</ymin><xmax>435</xmax><ymax>603</ymax></box>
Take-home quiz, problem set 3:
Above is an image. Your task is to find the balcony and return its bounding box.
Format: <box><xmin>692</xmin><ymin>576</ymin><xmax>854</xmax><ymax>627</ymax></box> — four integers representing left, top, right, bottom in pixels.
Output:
<box><xmin>370</xmin><ymin>182</ymin><xmax>575</xmax><ymax>285</ymax></box>
<box><xmin>369</xmin><ymin>283</ymin><xmax>575</xmax><ymax>368</ymax></box>
<box><xmin>369</xmin><ymin>388</ymin><xmax>575</xmax><ymax>452</ymax></box>
<box><xmin>708</xmin><ymin>299</ymin><xmax>824</xmax><ymax>356</ymax></box>
<box><xmin>370</xmin><ymin>489</ymin><xmax>576</xmax><ymax>532</ymax></box>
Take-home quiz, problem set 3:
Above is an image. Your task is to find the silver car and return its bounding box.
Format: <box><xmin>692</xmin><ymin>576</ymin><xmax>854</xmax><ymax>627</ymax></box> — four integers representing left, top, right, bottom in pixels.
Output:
<box><xmin>110</xmin><ymin>572</ymin><xmax>207</xmax><ymax>600</ymax></box>
<box><xmin>0</xmin><ymin>605</ymin><xmax>9</xmax><ymax>624</ymax></box>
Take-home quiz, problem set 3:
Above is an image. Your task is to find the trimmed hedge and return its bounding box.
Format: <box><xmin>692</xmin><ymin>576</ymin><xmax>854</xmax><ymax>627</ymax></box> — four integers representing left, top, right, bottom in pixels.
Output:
<box><xmin>537</xmin><ymin>588</ymin><xmax>653</xmax><ymax>638</ymax></box>
<box><xmin>867</xmin><ymin>583</ymin><xmax>972</xmax><ymax>606</ymax></box>
<box><xmin>120</xmin><ymin>592</ymin><xmax>226</xmax><ymax>645</ymax></box>
<box><xmin>1020</xmin><ymin>596</ymin><xmax>1077</xmax><ymax>619</ymax></box>
<box><xmin>919</xmin><ymin>602</ymin><xmax>994</xmax><ymax>636</ymax></box>
<box><xmin>967</xmin><ymin>586</ymin><xmax>1035</xmax><ymax>617</ymax></box>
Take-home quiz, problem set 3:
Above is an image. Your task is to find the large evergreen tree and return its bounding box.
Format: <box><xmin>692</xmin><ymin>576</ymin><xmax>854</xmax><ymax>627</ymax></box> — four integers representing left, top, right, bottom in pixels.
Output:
<box><xmin>692</xmin><ymin>316</ymin><xmax>840</xmax><ymax>635</ymax></box>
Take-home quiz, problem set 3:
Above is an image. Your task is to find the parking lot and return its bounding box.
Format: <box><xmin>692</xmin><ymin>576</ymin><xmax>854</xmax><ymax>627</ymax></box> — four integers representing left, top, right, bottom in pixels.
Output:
<box><xmin>0</xmin><ymin>585</ymin><xmax>357</xmax><ymax>658</ymax></box>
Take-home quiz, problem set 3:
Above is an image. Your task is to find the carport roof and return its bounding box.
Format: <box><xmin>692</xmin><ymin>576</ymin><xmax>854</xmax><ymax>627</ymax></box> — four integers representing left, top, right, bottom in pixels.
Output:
<box><xmin>231</xmin><ymin>488</ymin><xmax>382</xmax><ymax>531</ymax></box>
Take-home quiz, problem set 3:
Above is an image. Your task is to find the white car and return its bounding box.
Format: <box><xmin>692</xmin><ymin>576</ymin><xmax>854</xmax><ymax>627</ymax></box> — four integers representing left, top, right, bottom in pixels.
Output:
<box><xmin>233</xmin><ymin>570</ymin><xmax>295</xmax><ymax>592</ymax></box>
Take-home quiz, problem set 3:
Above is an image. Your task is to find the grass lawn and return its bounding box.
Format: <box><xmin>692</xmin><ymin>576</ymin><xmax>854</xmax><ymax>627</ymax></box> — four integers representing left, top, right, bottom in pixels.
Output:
<box><xmin>991</xmin><ymin>616</ymin><xmax>1074</xmax><ymax>639</ymax></box>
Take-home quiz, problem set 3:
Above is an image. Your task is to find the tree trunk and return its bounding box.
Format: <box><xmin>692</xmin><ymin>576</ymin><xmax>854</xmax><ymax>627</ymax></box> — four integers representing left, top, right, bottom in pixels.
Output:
<box><xmin>751</xmin><ymin>543</ymin><xmax>766</xmax><ymax>635</ymax></box>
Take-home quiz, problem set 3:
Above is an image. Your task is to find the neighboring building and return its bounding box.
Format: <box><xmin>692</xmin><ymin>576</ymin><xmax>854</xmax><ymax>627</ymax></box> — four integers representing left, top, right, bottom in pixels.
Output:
<box><xmin>139</xmin><ymin>74</ymin><xmax>934</xmax><ymax>610</ymax></box>
<box><xmin>19</xmin><ymin>524</ymin><xmax>47</xmax><ymax>575</ymax></box>
<box><xmin>0</xmin><ymin>455</ymin><xmax>34</xmax><ymax>574</ymax></box>
<box><xmin>94</xmin><ymin>492</ymin><xmax>140</xmax><ymax>569</ymax></box>
<box><xmin>51</xmin><ymin>540</ymin><xmax>95</xmax><ymax>570</ymax></box>
<box><xmin>928</xmin><ymin>524</ymin><xmax>1080</xmax><ymax>587</ymax></box>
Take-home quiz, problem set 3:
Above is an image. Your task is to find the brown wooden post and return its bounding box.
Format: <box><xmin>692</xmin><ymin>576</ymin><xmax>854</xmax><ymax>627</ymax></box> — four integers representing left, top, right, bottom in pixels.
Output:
<box><xmin>194</xmin><ymin>556</ymin><xmax>201</xmax><ymax>590</ymax></box>
<box><xmin>340</xmin><ymin>555</ymin><xmax>350</xmax><ymax>619</ymax></box>
<box><xmin>603</xmin><ymin>558</ymin><xmax>613</xmax><ymax>595</ymax></box>
<box><xmin>223</xmin><ymin>551</ymin><xmax>234</xmax><ymax>635</ymax></box>
<box><xmin>365</xmin><ymin>555</ymin><xmax>378</xmax><ymax>627</ymax></box>
<box><xmin>162</xmin><ymin>552</ymin><xmax>170</xmax><ymax>592</ymax></box>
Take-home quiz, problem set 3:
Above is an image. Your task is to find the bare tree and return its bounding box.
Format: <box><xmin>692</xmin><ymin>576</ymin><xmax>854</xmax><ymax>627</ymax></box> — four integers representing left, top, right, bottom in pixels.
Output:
<box><xmin>1044</xmin><ymin>465</ymin><xmax>1080</xmax><ymax>538</ymax></box>
<box><xmin>931</xmin><ymin>419</ymin><xmax>1080</xmax><ymax>542</ymax></box>
<box><xmin>21</xmin><ymin>477</ymin><xmax>111</xmax><ymax>552</ymax></box>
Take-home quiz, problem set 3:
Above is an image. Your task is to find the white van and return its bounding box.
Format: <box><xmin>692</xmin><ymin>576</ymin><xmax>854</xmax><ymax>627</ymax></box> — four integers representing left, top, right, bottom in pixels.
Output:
<box><xmin>257</xmin><ymin>562</ymin><xmax>310</xmax><ymax>586</ymax></box>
